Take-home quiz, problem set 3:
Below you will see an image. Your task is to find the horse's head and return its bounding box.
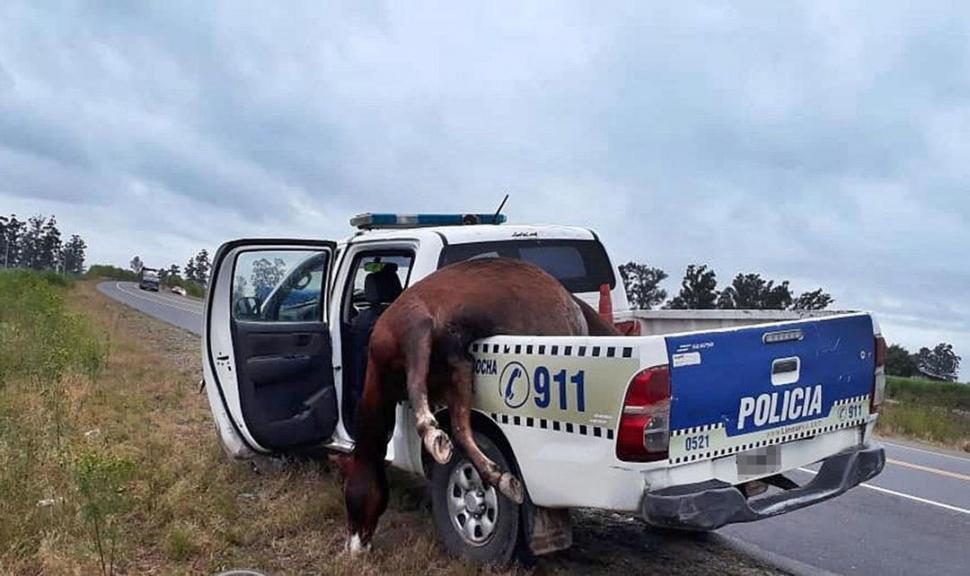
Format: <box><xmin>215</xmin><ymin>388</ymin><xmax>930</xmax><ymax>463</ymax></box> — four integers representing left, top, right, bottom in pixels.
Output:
<box><xmin>340</xmin><ymin>453</ymin><xmax>388</xmax><ymax>553</ymax></box>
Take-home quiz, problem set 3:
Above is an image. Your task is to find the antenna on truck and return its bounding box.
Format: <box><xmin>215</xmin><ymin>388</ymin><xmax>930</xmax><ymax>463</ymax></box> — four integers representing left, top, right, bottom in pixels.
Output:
<box><xmin>493</xmin><ymin>193</ymin><xmax>509</xmax><ymax>224</ymax></box>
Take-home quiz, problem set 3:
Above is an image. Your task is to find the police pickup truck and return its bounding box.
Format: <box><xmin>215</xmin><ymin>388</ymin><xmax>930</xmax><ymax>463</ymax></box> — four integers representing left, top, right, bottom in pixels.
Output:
<box><xmin>201</xmin><ymin>213</ymin><xmax>886</xmax><ymax>563</ymax></box>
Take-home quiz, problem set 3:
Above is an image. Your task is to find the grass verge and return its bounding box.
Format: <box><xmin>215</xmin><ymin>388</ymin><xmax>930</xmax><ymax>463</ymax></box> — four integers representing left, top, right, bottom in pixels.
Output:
<box><xmin>0</xmin><ymin>275</ymin><xmax>476</xmax><ymax>575</ymax></box>
<box><xmin>876</xmin><ymin>376</ymin><xmax>970</xmax><ymax>452</ymax></box>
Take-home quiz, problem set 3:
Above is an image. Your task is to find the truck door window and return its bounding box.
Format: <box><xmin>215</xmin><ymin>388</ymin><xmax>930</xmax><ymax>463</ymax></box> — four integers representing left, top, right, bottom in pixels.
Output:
<box><xmin>232</xmin><ymin>250</ymin><xmax>329</xmax><ymax>322</ymax></box>
<box><xmin>344</xmin><ymin>252</ymin><xmax>414</xmax><ymax>321</ymax></box>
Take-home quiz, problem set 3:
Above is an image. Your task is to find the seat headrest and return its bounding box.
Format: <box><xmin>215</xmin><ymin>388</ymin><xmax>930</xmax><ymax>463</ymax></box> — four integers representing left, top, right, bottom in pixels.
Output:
<box><xmin>363</xmin><ymin>264</ymin><xmax>403</xmax><ymax>305</ymax></box>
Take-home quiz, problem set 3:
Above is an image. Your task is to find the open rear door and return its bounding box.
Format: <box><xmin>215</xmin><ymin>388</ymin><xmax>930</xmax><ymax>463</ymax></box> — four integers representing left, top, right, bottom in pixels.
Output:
<box><xmin>204</xmin><ymin>239</ymin><xmax>338</xmax><ymax>453</ymax></box>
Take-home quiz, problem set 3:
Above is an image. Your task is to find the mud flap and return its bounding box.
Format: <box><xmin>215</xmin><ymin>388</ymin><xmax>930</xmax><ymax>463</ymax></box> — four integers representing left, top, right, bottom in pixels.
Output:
<box><xmin>523</xmin><ymin>500</ymin><xmax>573</xmax><ymax>556</ymax></box>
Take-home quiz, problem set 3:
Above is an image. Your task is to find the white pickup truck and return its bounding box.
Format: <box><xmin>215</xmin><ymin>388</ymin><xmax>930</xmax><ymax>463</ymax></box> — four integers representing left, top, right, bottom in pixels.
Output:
<box><xmin>201</xmin><ymin>213</ymin><xmax>886</xmax><ymax>563</ymax></box>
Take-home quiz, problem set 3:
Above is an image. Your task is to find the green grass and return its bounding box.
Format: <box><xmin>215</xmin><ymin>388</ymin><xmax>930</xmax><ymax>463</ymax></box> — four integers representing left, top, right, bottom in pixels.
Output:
<box><xmin>885</xmin><ymin>376</ymin><xmax>970</xmax><ymax>411</ymax></box>
<box><xmin>165</xmin><ymin>524</ymin><xmax>200</xmax><ymax>561</ymax></box>
<box><xmin>0</xmin><ymin>276</ymin><xmax>481</xmax><ymax>575</ymax></box>
<box><xmin>0</xmin><ymin>270</ymin><xmax>109</xmax><ymax>573</ymax></box>
<box><xmin>85</xmin><ymin>264</ymin><xmax>137</xmax><ymax>281</ymax></box>
<box><xmin>877</xmin><ymin>376</ymin><xmax>970</xmax><ymax>451</ymax></box>
<box><xmin>877</xmin><ymin>404</ymin><xmax>970</xmax><ymax>447</ymax></box>
<box><xmin>0</xmin><ymin>269</ymin><xmax>102</xmax><ymax>386</ymax></box>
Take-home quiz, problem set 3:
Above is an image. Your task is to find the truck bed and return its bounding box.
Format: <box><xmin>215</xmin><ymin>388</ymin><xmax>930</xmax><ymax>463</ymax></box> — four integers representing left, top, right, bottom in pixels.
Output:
<box><xmin>621</xmin><ymin>308</ymin><xmax>844</xmax><ymax>336</ymax></box>
<box><xmin>463</xmin><ymin>312</ymin><xmax>878</xmax><ymax>510</ymax></box>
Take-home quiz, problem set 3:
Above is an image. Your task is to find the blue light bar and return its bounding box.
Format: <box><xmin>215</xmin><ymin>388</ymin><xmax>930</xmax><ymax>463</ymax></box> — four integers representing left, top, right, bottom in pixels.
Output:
<box><xmin>350</xmin><ymin>213</ymin><xmax>507</xmax><ymax>230</ymax></box>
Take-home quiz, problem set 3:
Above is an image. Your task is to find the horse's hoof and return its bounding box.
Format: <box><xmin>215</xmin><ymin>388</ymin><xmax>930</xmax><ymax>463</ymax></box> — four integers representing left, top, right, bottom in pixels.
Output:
<box><xmin>346</xmin><ymin>533</ymin><xmax>371</xmax><ymax>555</ymax></box>
<box><xmin>424</xmin><ymin>428</ymin><xmax>453</xmax><ymax>464</ymax></box>
<box><xmin>498</xmin><ymin>472</ymin><xmax>525</xmax><ymax>504</ymax></box>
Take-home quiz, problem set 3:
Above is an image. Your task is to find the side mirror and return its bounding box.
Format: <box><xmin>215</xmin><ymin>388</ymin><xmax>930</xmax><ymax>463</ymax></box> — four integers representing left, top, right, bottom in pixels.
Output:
<box><xmin>234</xmin><ymin>296</ymin><xmax>260</xmax><ymax>319</ymax></box>
<box><xmin>293</xmin><ymin>271</ymin><xmax>312</xmax><ymax>290</ymax></box>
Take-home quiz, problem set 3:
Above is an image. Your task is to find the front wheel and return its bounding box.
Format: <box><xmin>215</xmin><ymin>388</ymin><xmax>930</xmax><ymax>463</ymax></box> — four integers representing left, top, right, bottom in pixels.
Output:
<box><xmin>430</xmin><ymin>432</ymin><xmax>521</xmax><ymax>565</ymax></box>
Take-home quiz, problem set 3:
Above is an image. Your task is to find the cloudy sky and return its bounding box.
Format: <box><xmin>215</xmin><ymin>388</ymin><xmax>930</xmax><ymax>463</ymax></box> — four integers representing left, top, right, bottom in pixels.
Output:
<box><xmin>1</xmin><ymin>1</ymin><xmax>968</xmax><ymax>373</ymax></box>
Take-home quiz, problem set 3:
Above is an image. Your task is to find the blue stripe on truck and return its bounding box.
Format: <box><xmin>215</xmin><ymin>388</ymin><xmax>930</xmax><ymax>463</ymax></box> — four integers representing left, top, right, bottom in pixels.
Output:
<box><xmin>665</xmin><ymin>314</ymin><xmax>875</xmax><ymax>438</ymax></box>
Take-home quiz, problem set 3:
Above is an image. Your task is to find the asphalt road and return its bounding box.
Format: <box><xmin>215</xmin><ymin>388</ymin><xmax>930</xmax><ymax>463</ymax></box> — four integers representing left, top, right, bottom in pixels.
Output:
<box><xmin>722</xmin><ymin>440</ymin><xmax>970</xmax><ymax>576</ymax></box>
<box><xmin>98</xmin><ymin>281</ymin><xmax>203</xmax><ymax>335</ymax></box>
<box><xmin>98</xmin><ymin>280</ymin><xmax>970</xmax><ymax>575</ymax></box>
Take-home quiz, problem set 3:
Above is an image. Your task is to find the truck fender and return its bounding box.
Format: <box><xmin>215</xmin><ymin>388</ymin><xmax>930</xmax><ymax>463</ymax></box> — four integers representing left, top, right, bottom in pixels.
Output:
<box><xmin>428</xmin><ymin>408</ymin><xmax>573</xmax><ymax>556</ymax></box>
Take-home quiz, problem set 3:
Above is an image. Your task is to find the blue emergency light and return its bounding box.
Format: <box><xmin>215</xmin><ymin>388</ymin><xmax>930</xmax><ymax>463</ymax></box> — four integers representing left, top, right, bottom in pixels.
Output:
<box><xmin>350</xmin><ymin>212</ymin><xmax>507</xmax><ymax>230</ymax></box>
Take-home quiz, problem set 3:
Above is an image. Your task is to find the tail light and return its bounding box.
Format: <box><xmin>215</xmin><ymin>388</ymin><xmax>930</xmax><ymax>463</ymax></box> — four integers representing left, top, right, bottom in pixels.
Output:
<box><xmin>616</xmin><ymin>366</ymin><xmax>671</xmax><ymax>462</ymax></box>
<box><xmin>871</xmin><ymin>336</ymin><xmax>887</xmax><ymax>414</ymax></box>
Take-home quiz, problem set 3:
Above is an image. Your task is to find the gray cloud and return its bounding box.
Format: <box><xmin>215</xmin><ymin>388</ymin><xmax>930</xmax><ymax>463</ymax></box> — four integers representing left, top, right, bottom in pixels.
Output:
<box><xmin>1</xmin><ymin>1</ymin><xmax>968</xmax><ymax>373</ymax></box>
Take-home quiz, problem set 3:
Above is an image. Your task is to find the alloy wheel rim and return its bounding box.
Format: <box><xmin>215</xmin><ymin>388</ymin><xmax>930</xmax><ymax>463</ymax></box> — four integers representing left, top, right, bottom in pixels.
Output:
<box><xmin>446</xmin><ymin>461</ymin><xmax>499</xmax><ymax>546</ymax></box>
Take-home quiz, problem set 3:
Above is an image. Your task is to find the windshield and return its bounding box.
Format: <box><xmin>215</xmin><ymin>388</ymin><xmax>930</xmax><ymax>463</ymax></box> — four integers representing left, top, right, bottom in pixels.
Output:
<box><xmin>438</xmin><ymin>239</ymin><xmax>615</xmax><ymax>293</ymax></box>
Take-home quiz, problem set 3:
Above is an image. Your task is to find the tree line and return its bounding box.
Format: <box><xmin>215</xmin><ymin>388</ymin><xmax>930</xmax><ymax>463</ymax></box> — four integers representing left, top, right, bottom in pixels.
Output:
<box><xmin>618</xmin><ymin>262</ymin><xmax>832</xmax><ymax>311</ymax></box>
<box><xmin>0</xmin><ymin>214</ymin><xmax>87</xmax><ymax>274</ymax></box>
<box><xmin>886</xmin><ymin>342</ymin><xmax>961</xmax><ymax>383</ymax></box>
<box><xmin>620</xmin><ymin>260</ymin><xmax>962</xmax><ymax>382</ymax></box>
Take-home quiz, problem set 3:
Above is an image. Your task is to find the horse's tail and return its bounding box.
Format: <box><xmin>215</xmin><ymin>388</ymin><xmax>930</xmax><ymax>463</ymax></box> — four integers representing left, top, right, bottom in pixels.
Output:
<box><xmin>572</xmin><ymin>295</ymin><xmax>620</xmax><ymax>336</ymax></box>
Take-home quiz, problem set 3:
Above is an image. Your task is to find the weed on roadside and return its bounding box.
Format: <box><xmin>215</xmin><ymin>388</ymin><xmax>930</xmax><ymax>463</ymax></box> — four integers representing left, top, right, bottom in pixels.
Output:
<box><xmin>73</xmin><ymin>450</ymin><xmax>136</xmax><ymax>575</ymax></box>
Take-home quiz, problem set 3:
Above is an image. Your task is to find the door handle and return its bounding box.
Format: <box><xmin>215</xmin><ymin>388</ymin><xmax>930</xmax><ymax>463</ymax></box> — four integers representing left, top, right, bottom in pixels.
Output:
<box><xmin>295</xmin><ymin>333</ymin><xmax>312</xmax><ymax>347</ymax></box>
<box><xmin>771</xmin><ymin>357</ymin><xmax>801</xmax><ymax>386</ymax></box>
<box><xmin>773</xmin><ymin>359</ymin><xmax>799</xmax><ymax>374</ymax></box>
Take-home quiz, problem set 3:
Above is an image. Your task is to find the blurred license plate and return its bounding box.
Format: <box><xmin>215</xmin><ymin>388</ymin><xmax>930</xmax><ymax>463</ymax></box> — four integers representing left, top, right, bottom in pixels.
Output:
<box><xmin>737</xmin><ymin>444</ymin><xmax>782</xmax><ymax>478</ymax></box>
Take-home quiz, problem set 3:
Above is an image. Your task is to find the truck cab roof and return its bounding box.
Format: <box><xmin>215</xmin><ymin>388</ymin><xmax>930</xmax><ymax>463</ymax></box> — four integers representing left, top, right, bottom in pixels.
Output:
<box><xmin>337</xmin><ymin>221</ymin><xmax>623</xmax><ymax>309</ymax></box>
<box><xmin>341</xmin><ymin>223</ymin><xmax>598</xmax><ymax>247</ymax></box>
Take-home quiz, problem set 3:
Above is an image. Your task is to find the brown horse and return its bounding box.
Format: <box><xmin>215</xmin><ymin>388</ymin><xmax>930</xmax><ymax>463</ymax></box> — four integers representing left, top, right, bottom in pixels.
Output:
<box><xmin>342</xmin><ymin>257</ymin><xmax>618</xmax><ymax>551</ymax></box>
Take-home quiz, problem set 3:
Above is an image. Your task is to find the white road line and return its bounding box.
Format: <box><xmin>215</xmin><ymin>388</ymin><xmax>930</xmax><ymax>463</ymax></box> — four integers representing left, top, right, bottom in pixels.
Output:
<box><xmin>796</xmin><ymin>467</ymin><xmax>970</xmax><ymax>516</ymax></box>
<box><xmin>114</xmin><ymin>282</ymin><xmax>203</xmax><ymax>315</ymax></box>
<box><xmin>118</xmin><ymin>282</ymin><xmax>203</xmax><ymax>314</ymax></box>
<box><xmin>879</xmin><ymin>440</ymin><xmax>970</xmax><ymax>464</ymax></box>
<box><xmin>136</xmin><ymin>284</ymin><xmax>204</xmax><ymax>308</ymax></box>
<box><xmin>146</xmin><ymin>289</ymin><xmax>204</xmax><ymax>309</ymax></box>
<box><xmin>858</xmin><ymin>483</ymin><xmax>970</xmax><ymax>515</ymax></box>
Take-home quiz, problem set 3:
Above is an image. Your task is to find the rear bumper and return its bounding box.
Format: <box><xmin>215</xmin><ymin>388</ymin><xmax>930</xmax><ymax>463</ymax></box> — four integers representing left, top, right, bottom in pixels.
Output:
<box><xmin>641</xmin><ymin>443</ymin><xmax>885</xmax><ymax>530</ymax></box>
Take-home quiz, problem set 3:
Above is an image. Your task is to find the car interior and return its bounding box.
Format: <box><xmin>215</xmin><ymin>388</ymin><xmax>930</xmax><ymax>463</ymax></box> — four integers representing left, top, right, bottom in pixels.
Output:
<box><xmin>340</xmin><ymin>253</ymin><xmax>412</xmax><ymax>438</ymax></box>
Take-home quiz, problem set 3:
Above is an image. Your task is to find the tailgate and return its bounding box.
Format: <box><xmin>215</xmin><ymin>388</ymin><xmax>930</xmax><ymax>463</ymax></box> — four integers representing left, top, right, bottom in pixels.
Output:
<box><xmin>665</xmin><ymin>313</ymin><xmax>874</xmax><ymax>466</ymax></box>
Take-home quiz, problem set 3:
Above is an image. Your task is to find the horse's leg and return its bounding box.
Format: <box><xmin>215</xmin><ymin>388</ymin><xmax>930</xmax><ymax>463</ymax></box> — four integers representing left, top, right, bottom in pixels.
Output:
<box><xmin>446</xmin><ymin>358</ymin><xmax>525</xmax><ymax>504</ymax></box>
<box><xmin>402</xmin><ymin>317</ymin><xmax>453</xmax><ymax>465</ymax></box>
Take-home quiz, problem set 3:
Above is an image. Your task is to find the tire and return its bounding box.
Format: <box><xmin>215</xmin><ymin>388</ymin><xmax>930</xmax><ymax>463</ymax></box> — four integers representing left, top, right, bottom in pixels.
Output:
<box><xmin>430</xmin><ymin>432</ymin><xmax>521</xmax><ymax>565</ymax></box>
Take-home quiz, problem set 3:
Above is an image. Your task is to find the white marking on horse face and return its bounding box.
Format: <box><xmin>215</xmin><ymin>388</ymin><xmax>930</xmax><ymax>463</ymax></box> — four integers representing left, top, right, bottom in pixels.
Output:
<box><xmin>347</xmin><ymin>533</ymin><xmax>371</xmax><ymax>555</ymax></box>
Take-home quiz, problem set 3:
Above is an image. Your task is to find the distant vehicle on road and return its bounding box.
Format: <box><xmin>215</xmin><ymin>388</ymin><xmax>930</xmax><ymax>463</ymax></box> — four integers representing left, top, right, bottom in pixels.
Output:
<box><xmin>170</xmin><ymin>285</ymin><xmax>187</xmax><ymax>296</ymax></box>
<box><xmin>201</xmin><ymin>212</ymin><xmax>887</xmax><ymax>563</ymax></box>
<box><xmin>138</xmin><ymin>268</ymin><xmax>160</xmax><ymax>291</ymax></box>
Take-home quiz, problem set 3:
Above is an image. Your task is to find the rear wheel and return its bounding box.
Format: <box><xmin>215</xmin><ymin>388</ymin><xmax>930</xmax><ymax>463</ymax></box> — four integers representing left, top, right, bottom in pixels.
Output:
<box><xmin>430</xmin><ymin>432</ymin><xmax>520</xmax><ymax>565</ymax></box>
